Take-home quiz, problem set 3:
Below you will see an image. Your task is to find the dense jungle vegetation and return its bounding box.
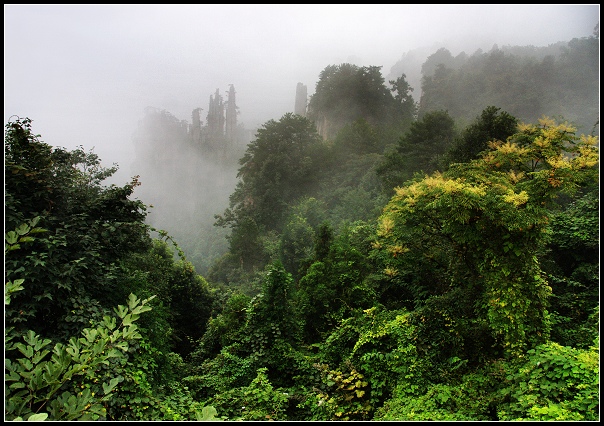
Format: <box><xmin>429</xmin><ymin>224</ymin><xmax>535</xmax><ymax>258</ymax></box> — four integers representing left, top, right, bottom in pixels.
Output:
<box><xmin>4</xmin><ymin>30</ymin><xmax>599</xmax><ymax>421</ymax></box>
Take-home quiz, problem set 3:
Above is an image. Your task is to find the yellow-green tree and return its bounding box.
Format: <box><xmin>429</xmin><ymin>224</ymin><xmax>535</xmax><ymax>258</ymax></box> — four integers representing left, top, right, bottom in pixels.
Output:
<box><xmin>373</xmin><ymin>117</ymin><xmax>598</xmax><ymax>357</ymax></box>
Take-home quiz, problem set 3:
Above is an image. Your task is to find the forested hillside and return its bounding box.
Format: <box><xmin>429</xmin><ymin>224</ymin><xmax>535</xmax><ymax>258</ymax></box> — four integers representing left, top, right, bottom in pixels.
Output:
<box><xmin>416</xmin><ymin>33</ymin><xmax>599</xmax><ymax>135</ymax></box>
<box><xmin>5</xmin><ymin>29</ymin><xmax>599</xmax><ymax>421</ymax></box>
<box><xmin>388</xmin><ymin>29</ymin><xmax>599</xmax><ymax>137</ymax></box>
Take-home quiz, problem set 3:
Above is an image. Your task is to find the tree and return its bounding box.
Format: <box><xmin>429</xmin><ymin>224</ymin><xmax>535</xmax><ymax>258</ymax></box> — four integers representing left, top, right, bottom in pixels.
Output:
<box><xmin>188</xmin><ymin>262</ymin><xmax>305</xmax><ymax>396</ymax></box>
<box><xmin>541</xmin><ymin>188</ymin><xmax>599</xmax><ymax>348</ymax></box>
<box><xmin>421</xmin><ymin>48</ymin><xmax>457</xmax><ymax>77</ymax></box>
<box><xmin>377</xmin><ymin>110</ymin><xmax>457</xmax><ymax>192</ymax></box>
<box><xmin>4</xmin><ymin>117</ymin><xmax>152</xmax><ymax>340</ymax></box>
<box><xmin>307</xmin><ymin>64</ymin><xmax>401</xmax><ymax>140</ymax></box>
<box><xmin>295</xmin><ymin>221</ymin><xmax>377</xmax><ymax>344</ymax></box>
<box><xmin>373</xmin><ymin>117</ymin><xmax>598</xmax><ymax>357</ymax></box>
<box><xmin>5</xmin><ymin>292</ymin><xmax>156</xmax><ymax>421</ymax></box>
<box><xmin>279</xmin><ymin>214</ymin><xmax>315</xmax><ymax>279</ymax></box>
<box><xmin>389</xmin><ymin>73</ymin><xmax>418</xmax><ymax>126</ymax></box>
<box><xmin>122</xmin><ymin>239</ymin><xmax>216</xmax><ymax>358</ymax></box>
<box><xmin>5</xmin><ymin>215</ymin><xmax>157</xmax><ymax>421</ymax></box>
<box><xmin>443</xmin><ymin>106</ymin><xmax>518</xmax><ymax>166</ymax></box>
<box><xmin>4</xmin><ymin>117</ymin><xmax>220</xmax><ymax>421</ymax></box>
<box><xmin>331</xmin><ymin>118</ymin><xmax>381</xmax><ymax>157</ymax></box>
<box><xmin>189</xmin><ymin>292</ymin><xmax>251</xmax><ymax>361</ymax></box>
<box><xmin>215</xmin><ymin>113</ymin><xmax>324</xmax><ymax>272</ymax></box>
<box><xmin>417</xmin><ymin>40</ymin><xmax>599</xmax><ymax>137</ymax></box>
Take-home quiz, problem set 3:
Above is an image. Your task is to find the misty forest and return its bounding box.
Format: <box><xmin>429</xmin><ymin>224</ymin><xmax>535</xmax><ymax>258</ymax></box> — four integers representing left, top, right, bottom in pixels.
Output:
<box><xmin>4</xmin><ymin>28</ymin><xmax>599</xmax><ymax>421</ymax></box>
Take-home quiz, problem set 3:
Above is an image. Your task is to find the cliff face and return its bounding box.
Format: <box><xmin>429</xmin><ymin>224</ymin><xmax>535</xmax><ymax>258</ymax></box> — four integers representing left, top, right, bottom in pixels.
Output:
<box><xmin>314</xmin><ymin>113</ymin><xmax>338</xmax><ymax>140</ymax></box>
<box><xmin>225</xmin><ymin>84</ymin><xmax>238</xmax><ymax>142</ymax></box>
<box><xmin>130</xmin><ymin>86</ymin><xmax>251</xmax><ymax>274</ymax></box>
<box><xmin>187</xmin><ymin>86</ymin><xmax>247</xmax><ymax>162</ymax></box>
<box><xmin>294</xmin><ymin>82</ymin><xmax>308</xmax><ymax>117</ymax></box>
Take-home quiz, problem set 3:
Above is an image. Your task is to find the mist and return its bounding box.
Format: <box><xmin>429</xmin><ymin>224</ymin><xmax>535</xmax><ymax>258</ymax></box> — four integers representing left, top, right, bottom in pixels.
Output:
<box><xmin>4</xmin><ymin>4</ymin><xmax>599</xmax><ymax>272</ymax></box>
<box><xmin>5</xmin><ymin>4</ymin><xmax>599</xmax><ymax>180</ymax></box>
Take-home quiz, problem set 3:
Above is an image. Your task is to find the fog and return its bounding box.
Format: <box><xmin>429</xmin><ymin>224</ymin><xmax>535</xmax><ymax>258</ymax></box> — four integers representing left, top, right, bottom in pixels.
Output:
<box><xmin>4</xmin><ymin>4</ymin><xmax>599</xmax><ymax>272</ymax></box>
<box><xmin>5</xmin><ymin>4</ymin><xmax>599</xmax><ymax>183</ymax></box>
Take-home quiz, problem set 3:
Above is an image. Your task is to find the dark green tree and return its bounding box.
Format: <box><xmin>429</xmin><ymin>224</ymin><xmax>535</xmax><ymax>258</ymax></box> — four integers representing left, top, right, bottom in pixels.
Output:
<box><xmin>419</xmin><ymin>64</ymin><xmax>459</xmax><ymax>116</ymax></box>
<box><xmin>279</xmin><ymin>214</ymin><xmax>315</xmax><ymax>280</ymax></box>
<box><xmin>331</xmin><ymin>118</ymin><xmax>381</xmax><ymax>157</ymax></box>
<box><xmin>122</xmin><ymin>239</ymin><xmax>215</xmax><ymax>358</ymax></box>
<box><xmin>421</xmin><ymin>47</ymin><xmax>457</xmax><ymax>76</ymax></box>
<box><xmin>442</xmin><ymin>106</ymin><xmax>519</xmax><ymax>166</ymax></box>
<box><xmin>377</xmin><ymin>110</ymin><xmax>457</xmax><ymax>193</ymax></box>
<box><xmin>215</xmin><ymin>113</ymin><xmax>324</xmax><ymax>272</ymax></box>
<box><xmin>541</xmin><ymin>188</ymin><xmax>599</xmax><ymax>348</ymax></box>
<box><xmin>187</xmin><ymin>263</ymin><xmax>306</xmax><ymax>396</ymax></box>
<box><xmin>189</xmin><ymin>292</ymin><xmax>252</xmax><ymax>362</ymax></box>
<box><xmin>313</xmin><ymin>222</ymin><xmax>334</xmax><ymax>261</ymax></box>
<box><xmin>5</xmin><ymin>117</ymin><xmax>152</xmax><ymax>340</ymax></box>
<box><xmin>389</xmin><ymin>73</ymin><xmax>418</xmax><ymax>125</ymax></box>
<box><xmin>295</xmin><ymin>221</ymin><xmax>377</xmax><ymax>344</ymax></box>
<box><xmin>307</xmin><ymin>63</ymin><xmax>402</xmax><ymax>140</ymax></box>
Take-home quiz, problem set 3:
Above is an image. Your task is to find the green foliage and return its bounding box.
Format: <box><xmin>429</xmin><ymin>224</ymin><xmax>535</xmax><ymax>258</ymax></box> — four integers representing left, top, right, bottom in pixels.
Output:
<box><xmin>497</xmin><ymin>342</ymin><xmax>599</xmax><ymax>420</ymax></box>
<box><xmin>331</xmin><ymin>118</ymin><xmax>382</xmax><ymax>156</ymax></box>
<box><xmin>543</xmin><ymin>188</ymin><xmax>599</xmax><ymax>346</ymax></box>
<box><xmin>5</xmin><ymin>117</ymin><xmax>152</xmax><ymax>341</ymax></box>
<box><xmin>5</xmin><ymin>44</ymin><xmax>600</xmax><ymax>422</ymax></box>
<box><xmin>187</xmin><ymin>263</ymin><xmax>306</xmax><ymax>402</ymax></box>
<box><xmin>320</xmin><ymin>153</ymin><xmax>388</xmax><ymax>225</ymax></box>
<box><xmin>101</xmin><ymin>338</ymin><xmax>176</xmax><ymax>420</ymax></box>
<box><xmin>374</xmin><ymin>117</ymin><xmax>598</xmax><ymax>357</ymax></box>
<box><xmin>313</xmin><ymin>221</ymin><xmax>334</xmax><ymax>261</ymax></box>
<box><xmin>203</xmin><ymin>367</ymin><xmax>289</xmax><ymax>420</ymax></box>
<box><xmin>389</xmin><ymin>73</ymin><xmax>418</xmax><ymax>126</ymax></box>
<box><xmin>408</xmin><ymin>289</ymin><xmax>496</xmax><ymax>370</ymax></box>
<box><xmin>314</xmin><ymin>121</ymin><xmax>392</xmax><ymax>226</ymax></box>
<box><xmin>121</xmin><ymin>238</ymin><xmax>215</xmax><ymax>358</ymax></box>
<box><xmin>215</xmin><ymin>113</ymin><xmax>324</xmax><ymax>272</ymax></box>
<box><xmin>149</xmin><ymin>382</ymin><xmax>218</xmax><ymax>421</ymax></box>
<box><xmin>279</xmin><ymin>214</ymin><xmax>315</xmax><ymax>279</ymax></box>
<box><xmin>242</xmin><ymin>263</ymin><xmax>301</xmax><ymax>365</ymax></box>
<box><xmin>186</xmin><ymin>348</ymin><xmax>258</xmax><ymax>402</ymax></box>
<box><xmin>107</xmin><ymin>367</ymin><xmax>221</xmax><ymax>421</ymax></box>
<box><xmin>218</xmin><ymin>215</ymin><xmax>269</xmax><ymax>273</ymax></box>
<box><xmin>5</xmin><ymin>293</ymin><xmax>155</xmax><ymax>421</ymax></box>
<box><xmin>345</xmin><ymin>308</ymin><xmax>428</xmax><ymax>409</ymax></box>
<box><xmin>5</xmin><ymin>117</ymin><xmax>57</xmax><ymax>228</ymax></box>
<box><xmin>443</xmin><ymin>105</ymin><xmax>519</xmax><ymax>166</ymax></box>
<box><xmin>191</xmin><ymin>292</ymin><xmax>252</xmax><ymax>361</ymax></box>
<box><xmin>307</xmin><ymin>63</ymin><xmax>407</xmax><ymax>140</ymax></box>
<box><xmin>300</xmin><ymin>307</ymin><xmax>438</xmax><ymax>420</ymax></box>
<box><xmin>4</xmin><ymin>216</ymin><xmax>45</xmax><ymax>306</ymax></box>
<box><xmin>377</xmin><ymin>110</ymin><xmax>457</xmax><ymax>192</ymax></box>
<box><xmin>375</xmin><ymin>363</ymin><xmax>506</xmax><ymax>421</ymax></box>
<box><xmin>253</xmin><ymin>264</ymin><xmax>295</xmax><ymax>326</ymax></box>
<box><xmin>418</xmin><ymin>36</ymin><xmax>599</xmax><ymax>136</ymax></box>
<box><xmin>304</xmin><ymin>363</ymin><xmax>372</xmax><ymax>420</ymax></box>
<box><xmin>295</xmin><ymin>222</ymin><xmax>377</xmax><ymax>343</ymax></box>
<box><xmin>4</xmin><ymin>216</ymin><xmax>46</xmax><ymax>254</ymax></box>
<box><xmin>537</xmin><ymin>194</ymin><xmax>598</xmax><ymax>357</ymax></box>
<box><xmin>226</xmin><ymin>112</ymin><xmax>323</xmax><ymax>230</ymax></box>
<box><xmin>548</xmin><ymin>189</ymin><xmax>599</xmax><ymax>254</ymax></box>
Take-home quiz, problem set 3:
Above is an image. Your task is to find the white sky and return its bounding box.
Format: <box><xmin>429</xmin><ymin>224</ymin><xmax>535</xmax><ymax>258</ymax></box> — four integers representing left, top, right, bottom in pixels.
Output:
<box><xmin>4</xmin><ymin>4</ymin><xmax>600</xmax><ymax>184</ymax></box>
